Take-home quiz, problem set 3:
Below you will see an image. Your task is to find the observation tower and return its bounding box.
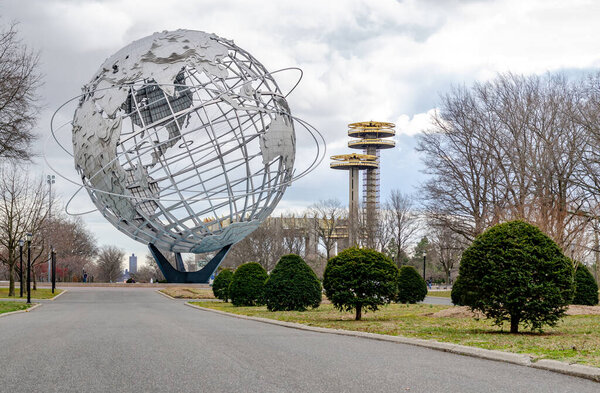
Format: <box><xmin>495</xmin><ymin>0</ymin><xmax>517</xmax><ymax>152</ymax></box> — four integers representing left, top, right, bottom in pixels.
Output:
<box><xmin>330</xmin><ymin>121</ymin><xmax>395</xmax><ymax>248</ymax></box>
<box><xmin>330</xmin><ymin>153</ymin><xmax>378</xmax><ymax>246</ymax></box>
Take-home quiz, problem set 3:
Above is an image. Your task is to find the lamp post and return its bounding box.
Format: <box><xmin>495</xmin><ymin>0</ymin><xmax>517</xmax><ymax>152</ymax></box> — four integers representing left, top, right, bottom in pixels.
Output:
<box><xmin>47</xmin><ymin>175</ymin><xmax>55</xmax><ymax>282</ymax></box>
<box><xmin>422</xmin><ymin>251</ymin><xmax>427</xmax><ymax>280</ymax></box>
<box><xmin>19</xmin><ymin>239</ymin><xmax>24</xmax><ymax>298</ymax></box>
<box><xmin>26</xmin><ymin>232</ymin><xmax>32</xmax><ymax>304</ymax></box>
<box><xmin>51</xmin><ymin>247</ymin><xmax>56</xmax><ymax>294</ymax></box>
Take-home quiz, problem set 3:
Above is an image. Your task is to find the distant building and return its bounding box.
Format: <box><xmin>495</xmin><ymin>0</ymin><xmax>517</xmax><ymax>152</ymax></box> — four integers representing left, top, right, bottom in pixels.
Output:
<box><xmin>129</xmin><ymin>253</ymin><xmax>138</xmax><ymax>274</ymax></box>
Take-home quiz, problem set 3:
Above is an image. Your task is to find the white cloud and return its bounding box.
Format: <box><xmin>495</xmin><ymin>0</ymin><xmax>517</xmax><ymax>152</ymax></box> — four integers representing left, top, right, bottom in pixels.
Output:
<box><xmin>3</xmin><ymin>0</ymin><xmax>600</xmax><ymax>257</ymax></box>
<box><xmin>395</xmin><ymin>109</ymin><xmax>437</xmax><ymax>136</ymax></box>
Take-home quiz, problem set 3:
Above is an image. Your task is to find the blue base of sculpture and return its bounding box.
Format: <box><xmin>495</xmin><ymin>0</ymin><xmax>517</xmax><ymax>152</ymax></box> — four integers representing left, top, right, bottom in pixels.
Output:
<box><xmin>148</xmin><ymin>243</ymin><xmax>231</xmax><ymax>283</ymax></box>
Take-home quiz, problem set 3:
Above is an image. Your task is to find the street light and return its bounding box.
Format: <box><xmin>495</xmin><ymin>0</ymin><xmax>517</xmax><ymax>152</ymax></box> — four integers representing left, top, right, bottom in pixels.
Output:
<box><xmin>47</xmin><ymin>175</ymin><xmax>55</xmax><ymax>283</ymax></box>
<box><xmin>26</xmin><ymin>232</ymin><xmax>32</xmax><ymax>304</ymax></box>
<box><xmin>51</xmin><ymin>247</ymin><xmax>56</xmax><ymax>294</ymax></box>
<box><xmin>19</xmin><ymin>239</ymin><xmax>24</xmax><ymax>298</ymax></box>
<box><xmin>423</xmin><ymin>251</ymin><xmax>427</xmax><ymax>281</ymax></box>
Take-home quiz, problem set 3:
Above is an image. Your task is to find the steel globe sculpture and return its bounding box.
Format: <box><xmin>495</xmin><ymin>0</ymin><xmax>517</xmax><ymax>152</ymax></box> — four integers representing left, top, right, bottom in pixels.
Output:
<box><xmin>54</xmin><ymin>29</ymin><xmax>324</xmax><ymax>282</ymax></box>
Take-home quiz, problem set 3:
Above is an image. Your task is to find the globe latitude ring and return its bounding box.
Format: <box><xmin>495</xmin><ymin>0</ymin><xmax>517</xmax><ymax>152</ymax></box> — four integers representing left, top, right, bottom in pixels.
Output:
<box><xmin>49</xmin><ymin>29</ymin><xmax>325</xmax><ymax>283</ymax></box>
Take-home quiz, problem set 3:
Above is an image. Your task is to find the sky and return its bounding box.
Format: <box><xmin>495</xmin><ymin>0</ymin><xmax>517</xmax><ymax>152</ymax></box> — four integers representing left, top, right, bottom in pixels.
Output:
<box><xmin>2</xmin><ymin>0</ymin><xmax>600</xmax><ymax>265</ymax></box>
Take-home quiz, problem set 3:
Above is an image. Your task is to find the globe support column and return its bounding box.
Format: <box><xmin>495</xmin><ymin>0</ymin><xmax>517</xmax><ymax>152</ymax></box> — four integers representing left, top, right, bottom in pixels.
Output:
<box><xmin>148</xmin><ymin>244</ymin><xmax>231</xmax><ymax>283</ymax></box>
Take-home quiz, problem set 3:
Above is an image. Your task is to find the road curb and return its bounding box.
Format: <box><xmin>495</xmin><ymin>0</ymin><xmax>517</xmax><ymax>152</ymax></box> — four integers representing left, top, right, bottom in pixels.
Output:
<box><xmin>156</xmin><ymin>289</ymin><xmax>176</xmax><ymax>300</ymax></box>
<box><xmin>50</xmin><ymin>289</ymin><xmax>67</xmax><ymax>301</ymax></box>
<box><xmin>0</xmin><ymin>302</ymin><xmax>41</xmax><ymax>318</ymax></box>
<box><xmin>185</xmin><ymin>303</ymin><xmax>600</xmax><ymax>383</ymax></box>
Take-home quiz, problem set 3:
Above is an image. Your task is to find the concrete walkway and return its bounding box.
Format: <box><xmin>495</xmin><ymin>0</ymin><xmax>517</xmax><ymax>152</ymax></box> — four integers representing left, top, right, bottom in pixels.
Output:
<box><xmin>0</xmin><ymin>287</ymin><xmax>596</xmax><ymax>392</ymax></box>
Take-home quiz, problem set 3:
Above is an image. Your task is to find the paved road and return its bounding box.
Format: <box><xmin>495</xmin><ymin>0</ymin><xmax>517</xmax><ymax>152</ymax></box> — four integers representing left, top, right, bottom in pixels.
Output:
<box><xmin>0</xmin><ymin>288</ymin><xmax>596</xmax><ymax>392</ymax></box>
<box><xmin>423</xmin><ymin>295</ymin><xmax>453</xmax><ymax>305</ymax></box>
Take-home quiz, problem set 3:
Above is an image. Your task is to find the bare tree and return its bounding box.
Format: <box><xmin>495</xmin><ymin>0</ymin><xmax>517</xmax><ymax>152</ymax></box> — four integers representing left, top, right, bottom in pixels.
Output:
<box><xmin>382</xmin><ymin>190</ymin><xmax>419</xmax><ymax>266</ymax></box>
<box><xmin>0</xmin><ymin>23</ymin><xmax>41</xmax><ymax>161</ymax></box>
<box><xmin>309</xmin><ymin>199</ymin><xmax>346</xmax><ymax>261</ymax></box>
<box><xmin>0</xmin><ymin>163</ymin><xmax>48</xmax><ymax>296</ymax></box>
<box><xmin>46</xmin><ymin>215</ymin><xmax>97</xmax><ymax>281</ymax></box>
<box><xmin>143</xmin><ymin>254</ymin><xmax>165</xmax><ymax>281</ymax></box>
<box><xmin>96</xmin><ymin>246</ymin><xmax>124</xmax><ymax>282</ymax></box>
<box><xmin>418</xmin><ymin>73</ymin><xmax>591</xmax><ymax>250</ymax></box>
<box><xmin>132</xmin><ymin>264</ymin><xmax>156</xmax><ymax>283</ymax></box>
<box><xmin>428</xmin><ymin>219</ymin><xmax>465</xmax><ymax>284</ymax></box>
<box><xmin>226</xmin><ymin>218</ymin><xmax>286</xmax><ymax>272</ymax></box>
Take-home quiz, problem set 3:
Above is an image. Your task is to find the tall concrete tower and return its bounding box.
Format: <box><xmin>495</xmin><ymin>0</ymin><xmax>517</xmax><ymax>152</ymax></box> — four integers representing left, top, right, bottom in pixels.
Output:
<box><xmin>330</xmin><ymin>121</ymin><xmax>396</xmax><ymax>248</ymax></box>
<box><xmin>331</xmin><ymin>121</ymin><xmax>395</xmax><ymax>248</ymax></box>
<box><xmin>330</xmin><ymin>153</ymin><xmax>378</xmax><ymax>246</ymax></box>
<box><xmin>348</xmin><ymin>122</ymin><xmax>395</xmax><ymax>247</ymax></box>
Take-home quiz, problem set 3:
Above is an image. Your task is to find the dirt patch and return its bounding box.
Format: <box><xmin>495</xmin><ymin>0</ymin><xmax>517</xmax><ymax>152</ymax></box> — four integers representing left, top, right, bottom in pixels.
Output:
<box><xmin>565</xmin><ymin>305</ymin><xmax>600</xmax><ymax>315</ymax></box>
<box><xmin>431</xmin><ymin>304</ymin><xmax>600</xmax><ymax>318</ymax></box>
<box><xmin>161</xmin><ymin>287</ymin><xmax>215</xmax><ymax>299</ymax></box>
<box><xmin>431</xmin><ymin>306</ymin><xmax>484</xmax><ymax>318</ymax></box>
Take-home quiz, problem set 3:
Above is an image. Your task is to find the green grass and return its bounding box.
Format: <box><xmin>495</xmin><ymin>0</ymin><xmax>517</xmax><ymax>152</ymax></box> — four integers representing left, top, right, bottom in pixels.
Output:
<box><xmin>191</xmin><ymin>301</ymin><xmax>600</xmax><ymax>368</ymax></box>
<box><xmin>0</xmin><ymin>301</ymin><xmax>32</xmax><ymax>314</ymax></box>
<box><xmin>0</xmin><ymin>288</ymin><xmax>62</xmax><ymax>299</ymax></box>
<box><xmin>428</xmin><ymin>290</ymin><xmax>451</xmax><ymax>298</ymax></box>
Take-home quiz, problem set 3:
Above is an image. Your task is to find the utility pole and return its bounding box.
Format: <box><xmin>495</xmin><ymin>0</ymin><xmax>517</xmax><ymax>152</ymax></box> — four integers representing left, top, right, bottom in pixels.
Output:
<box><xmin>47</xmin><ymin>175</ymin><xmax>55</xmax><ymax>282</ymax></box>
<box><xmin>594</xmin><ymin>222</ymin><xmax>599</xmax><ymax>283</ymax></box>
<box><xmin>423</xmin><ymin>251</ymin><xmax>427</xmax><ymax>280</ymax></box>
<box><xmin>26</xmin><ymin>232</ymin><xmax>32</xmax><ymax>304</ymax></box>
<box><xmin>19</xmin><ymin>239</ymin><xmax>24</xmax><ymax>297</ymax></box>
<box><xmin>51</xmin><ymin>248</ymin><xmax>56</xmax><ymax>294</ymax></box>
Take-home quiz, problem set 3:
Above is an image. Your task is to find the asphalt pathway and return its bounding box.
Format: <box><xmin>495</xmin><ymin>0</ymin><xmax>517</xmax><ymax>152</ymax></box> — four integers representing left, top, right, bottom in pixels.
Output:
<box><xmin>0</xmin><ymin>287</ymin><xmax>596</xmax><ymax>392</ymax></box>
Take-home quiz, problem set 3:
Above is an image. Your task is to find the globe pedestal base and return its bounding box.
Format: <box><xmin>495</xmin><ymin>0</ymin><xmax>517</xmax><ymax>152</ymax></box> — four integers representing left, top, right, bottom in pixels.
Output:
<box><xmin>148</xmin><ymin>243</ymin><xmax>231</xmax><ymax>283</ymax></box>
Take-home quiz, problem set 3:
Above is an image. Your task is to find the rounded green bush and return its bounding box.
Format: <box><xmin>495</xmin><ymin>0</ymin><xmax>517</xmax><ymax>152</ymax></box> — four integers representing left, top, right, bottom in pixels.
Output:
<box><xmin>264</xmin><ymin>254</ymin><xmax>322</xmax><ymax>311</ymax></box>
<box><xmin>229</xmin><ymin>262</ymin><xmax>268</xmax><ymax>306</ymax></box>
<box><xmin>212</xmin><ymin>269</ymin><xmax>234</xmax><ymax>302</ymax></box>
<box><xmin>450</xmin><ymin>277</ymin><xmax>467</xmax><ymax>306</ymax></box>
<box><xmin>573</xmin><ymin>264</ymin><xmax>599</xmax><ymax>306</ymax></box>
<box><xmin>455</xmin><ymin>220</ymin><xmax>574</xmax><ymax>333</ymax></box>
<box><xmin>397</xmin><ymin>266</ymin><xmax>427</xmax><ymax>303</ymax></box>
<box><xmin>323</xmin><ymin>247</ymin><xmax>398</xmax><ymax>320</ymax></box>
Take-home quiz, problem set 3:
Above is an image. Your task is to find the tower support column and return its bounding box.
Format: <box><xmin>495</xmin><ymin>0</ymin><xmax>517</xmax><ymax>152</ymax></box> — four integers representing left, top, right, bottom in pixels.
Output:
<box><xmin>349</xmin><ymin>167</ymin><xmax>359</xmax><ymax>247</ymax></box>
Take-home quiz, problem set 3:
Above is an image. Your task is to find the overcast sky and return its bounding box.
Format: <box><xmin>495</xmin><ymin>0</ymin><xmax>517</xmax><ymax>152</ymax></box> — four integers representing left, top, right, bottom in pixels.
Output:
<box><xmin>2</xmin><ymin>0</ymin><xmax>600</xmax><ymax>265</ymax></box>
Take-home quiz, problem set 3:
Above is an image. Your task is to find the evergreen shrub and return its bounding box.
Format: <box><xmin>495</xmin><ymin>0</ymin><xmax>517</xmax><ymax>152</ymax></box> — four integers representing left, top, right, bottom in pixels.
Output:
<box><xmin>397</xmin><ymin>266</ymin><xmax>428</xmax><ymax>303</ymax></box>
<box><xmin>454</xmin><ymin>220</ymin><xmax>573</xmax><ymax>333</ymax></box>
<box><xmin>573</xmin><ymin>264</ymin><xmax>599</xmax><ymax>306</ymax></box>
<box><xmin>212</xmin><ymin>269</ymin><xmax>234</xmax><ymax>302</ymax></box>
<box><xmin>264</xmin><ymin>254</ymin><xmax>322</xmax><ymax>311</ymax></box>
<box><xmin>229</xmin><ymin>262</ymin><xmax>268</xmax><ymax>306</ymax></box>
<box><xmin>323</xmin><ymin>247</ymin><xmax>398</xmax><ymax>320</ymax></box>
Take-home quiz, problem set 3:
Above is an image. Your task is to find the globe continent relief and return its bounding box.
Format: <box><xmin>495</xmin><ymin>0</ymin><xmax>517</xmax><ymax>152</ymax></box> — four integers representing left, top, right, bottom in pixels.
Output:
<box><xmin>72</xmin><ymin>29</ymin><xmax>296</xmax><ymax>254</ymax></box>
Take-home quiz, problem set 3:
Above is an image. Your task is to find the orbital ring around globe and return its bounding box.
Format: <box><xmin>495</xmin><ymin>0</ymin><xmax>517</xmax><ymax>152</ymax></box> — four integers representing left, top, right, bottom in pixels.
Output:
<box><xmin>47</xmin><ymin>76</ymin><xmax>325</xmax><ymax>207</ymax></box>
<box><xmin>46</xmin><ymin>29</ymin><xmax>326</xmax><ymax>258</ymax></box>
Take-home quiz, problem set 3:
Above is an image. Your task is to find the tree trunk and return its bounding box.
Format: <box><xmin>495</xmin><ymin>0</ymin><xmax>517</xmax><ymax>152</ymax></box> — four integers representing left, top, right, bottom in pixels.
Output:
<box><xmin>510</xmin><ymin>315</ymin><xmax>519</xmax><ymax>333</ymax></box>
<box><xmin>8</xmin><ymin>263</ymin><xmax>15</xmax><ymax>297</ymax></box>
<box><xmin>32</xmin><ymin>268</ymin><xmax>37</xmax><ymax>290</ymax></box>
<box><xmin>355</xmin><ymin>304</ymin><xmax>362</xmax><ymax>321</ymax></box>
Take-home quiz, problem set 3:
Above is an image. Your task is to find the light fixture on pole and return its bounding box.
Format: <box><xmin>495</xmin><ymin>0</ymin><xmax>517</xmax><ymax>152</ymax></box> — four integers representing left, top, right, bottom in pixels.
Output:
<box><xmin>423</xmin><ymin>250</ymin><xmax>427</xmax><ymax>281</ymax></box>
<box><xmin>19</xmin><ymin>239</ymin><xmax>24</xmax><ymax>298</ymax></box>
<box><xmin>26</xmin><ymin>232</ymin><xmax>32</xmax><ymax>304</ymax></box>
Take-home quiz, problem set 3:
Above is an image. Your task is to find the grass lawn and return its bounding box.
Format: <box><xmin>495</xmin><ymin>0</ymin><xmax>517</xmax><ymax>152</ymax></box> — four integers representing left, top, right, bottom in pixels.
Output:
<box><xmin>0</xmin><ymin>288</ymin><xmax>62</xmax><ymax>299</ymax></box>
<box><xmin>428</xmin><ymin>290</ymin><xmax>451</xmax><ymax>298</ymax></box>
<box><xmin>0</xmin><ymin>301</ymin><xmax>32</xmax><ymax>314</ymax></box>
<box><xmin>160</xmin><ymin>287</ymin><xmax>215</xmax><ymax>299</ymax></box>
<box><xmin>191</xmin><ymin>301</ymin><xmax>600</xmax><ymax>368</ymax></box>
